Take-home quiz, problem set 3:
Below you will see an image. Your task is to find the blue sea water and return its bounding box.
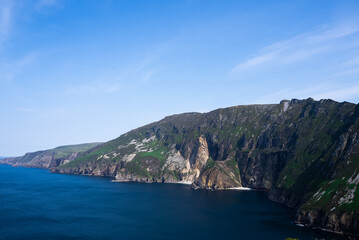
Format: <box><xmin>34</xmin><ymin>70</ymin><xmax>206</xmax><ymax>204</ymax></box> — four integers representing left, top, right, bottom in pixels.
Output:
<box><xmin>0</xmin><ymin>165</ymin><xmax>345</xmax><ymax>240</ymax></box>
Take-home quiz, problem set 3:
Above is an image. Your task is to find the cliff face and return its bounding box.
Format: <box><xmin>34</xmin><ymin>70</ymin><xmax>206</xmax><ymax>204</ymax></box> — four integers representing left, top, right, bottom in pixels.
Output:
<box><xmin>2</xmin><ymin>98</ymin><xmax>359</xmax><ymax>237</ymax></box>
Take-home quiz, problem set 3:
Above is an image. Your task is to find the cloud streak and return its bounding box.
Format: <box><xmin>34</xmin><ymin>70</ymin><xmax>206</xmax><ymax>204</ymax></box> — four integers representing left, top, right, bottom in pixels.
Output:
<box><xmin>0</xmin><ymin>52</ymin><xmax>37</xmax><ymax>83</ymax></box>
<box><xmin>0</xmin><ymin>0</ymin><xmax>13</xmax><ymax>50</ymax></box>
<box><xmin>253</xmin><ymin>82</ymin><xmax>359</xmax><ymax>104</ymax></box>
<box><xmin>232</xmin><ymin>24</ymin><xmax>359</xmax><ymax>72</ymax></box>
<box><xmin>16</xmin><ymin>107</ymin><xmax>39</xmax><ymax>113</ymax></box>
<box><xmin>35</xmin><ymin>0</ymin><xmax>60</xmax><ymax>11</ymax></box>
<box><xmin>65</xmin><ymin>81</ymin><xmax>122</xmax><ymax>95</ymax></box>
<box><xmin>311</xmin><ymin>84</ymin><xmax>359</xmax><ymax>102</ymax></box>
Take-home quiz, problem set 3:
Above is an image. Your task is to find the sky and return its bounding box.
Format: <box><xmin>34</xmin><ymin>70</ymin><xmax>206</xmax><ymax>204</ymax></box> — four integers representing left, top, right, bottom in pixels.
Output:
<box><xmin>1</xmin><ymin>0</ymin><xmax>359</xmax><ymax>156</ymax></box>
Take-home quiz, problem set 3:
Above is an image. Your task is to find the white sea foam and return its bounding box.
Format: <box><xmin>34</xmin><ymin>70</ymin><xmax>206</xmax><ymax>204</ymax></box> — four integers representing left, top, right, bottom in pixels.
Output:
<box><xmin>174</xmin><ymin>181</ymin><xmax>192</xmax><ymax>185</ymax></box>
<box><xmin>227</xmin><ymin>187</ymin><xmax>252</xmax><ymax>190</ymax></box>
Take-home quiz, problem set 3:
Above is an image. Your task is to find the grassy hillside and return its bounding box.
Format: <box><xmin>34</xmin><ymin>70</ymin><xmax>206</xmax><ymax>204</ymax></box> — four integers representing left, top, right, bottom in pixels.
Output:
<box><xmin>49</xmin><ymin>143</ymin><xmax>103</xmax><ymax>158</ymax></box>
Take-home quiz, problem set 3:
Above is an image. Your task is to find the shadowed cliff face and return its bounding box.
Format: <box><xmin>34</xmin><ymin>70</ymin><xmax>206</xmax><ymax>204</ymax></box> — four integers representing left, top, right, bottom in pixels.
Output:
<box><xmin>2</xmin><ymin>98</ymin><xmax>359</xmax><ymax>237</ymax></box>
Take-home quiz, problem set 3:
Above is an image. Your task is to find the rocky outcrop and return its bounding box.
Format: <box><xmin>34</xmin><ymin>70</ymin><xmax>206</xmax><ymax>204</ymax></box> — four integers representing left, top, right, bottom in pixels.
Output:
<box><xmin>190</xmin><ymin>136</ymin><xmax>210</xmax><ymax>179</ymax></box>
<box><xmin>193</xmin><ymin>159</ymin><xmax>242</xmax><ymax>189</ymax></box>
<box><xmin>295</xmin><ymin>210</ymin><xmax>359</xmax><ymax>237</ymax></box>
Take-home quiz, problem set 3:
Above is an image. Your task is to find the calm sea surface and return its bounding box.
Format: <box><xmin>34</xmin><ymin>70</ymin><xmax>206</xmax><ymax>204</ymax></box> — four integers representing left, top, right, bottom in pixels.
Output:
<box><xmin>0</xmin><ymin>164</ymin><xmax>345</xmax><ymax>240</ymax></box>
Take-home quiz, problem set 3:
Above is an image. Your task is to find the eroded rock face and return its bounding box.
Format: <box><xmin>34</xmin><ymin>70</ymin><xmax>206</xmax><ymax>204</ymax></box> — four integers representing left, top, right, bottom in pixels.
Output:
<box><xmin>190</xmin><ymin>136</ymin><xmax>210</xmax><ymax>178</ymax></box>
<box><xmin>111</xmin><ymin>136</ymin><xmax>212</xmax><ymax>184</ymax></box>
<box><xmin>193</xmin><ymin>160</ymin><xmax>242</xmax><ymax>189</ymax></box>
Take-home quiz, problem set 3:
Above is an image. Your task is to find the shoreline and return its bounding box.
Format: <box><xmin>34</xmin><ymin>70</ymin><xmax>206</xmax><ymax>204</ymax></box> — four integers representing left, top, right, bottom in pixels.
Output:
<box><xmin>111</xmin><ymin>179</ymin><xmax>252</xmax><ymax>189</ymax></box>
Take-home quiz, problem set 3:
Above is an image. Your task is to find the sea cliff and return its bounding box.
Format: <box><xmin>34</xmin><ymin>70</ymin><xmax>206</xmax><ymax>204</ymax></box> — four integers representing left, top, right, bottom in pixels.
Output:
<box><xmin>2</xmin><ymin>98</ymin><xmax>359</xmax><ymax>237</ymax></box>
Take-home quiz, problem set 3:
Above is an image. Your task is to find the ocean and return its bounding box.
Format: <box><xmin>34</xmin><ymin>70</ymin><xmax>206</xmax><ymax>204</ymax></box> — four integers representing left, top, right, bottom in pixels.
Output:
<box><xmin>0</xmin><ymin>164</ymin><xmax>344</xmax><ymax>240</ymax></box>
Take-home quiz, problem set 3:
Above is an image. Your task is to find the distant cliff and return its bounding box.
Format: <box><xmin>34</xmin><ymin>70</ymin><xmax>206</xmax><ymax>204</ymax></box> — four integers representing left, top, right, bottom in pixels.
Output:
<box><xmin>2</xmin><ymin>98</ymin><xmax>358</xmax><ymax>237</ymax></box>
<box><xmin>0</xmin><ymin>143</ymin><xmax>102</xmax><ymax>169</ymax></box>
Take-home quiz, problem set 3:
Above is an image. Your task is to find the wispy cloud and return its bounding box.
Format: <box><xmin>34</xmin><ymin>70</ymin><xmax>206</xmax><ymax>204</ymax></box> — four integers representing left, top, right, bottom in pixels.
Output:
<box><xmin>0</xmin><ymin>1</ymin><xmax>38</xmax><ymax>84</ymax></box>
<box><xmin>341</xmin><ymin>54</ymin><xmax>359</xmax><ymax>67</ymax></box>
<box><xmin>64</xmin><ymin>38</ymin><xmax>173</xmax><ymax>96</ymax></box>
<box><xmin>117</xmin><ymin>48</ymin><xmax>165</xmax><ymax>85</ymax></box>
<box><xmin>253</xmin><ymin>82</ymin><xmax>359</xmax><ymax>104</ymax></box>
<box><xmin>311</xmin><ymin>84</ymin><xmax>359</xmax><ymax>102</ymax></box>
<box><xmin>306</xmin><ymin>25</ymin><xmax>359</xmax><ymax>43</ymax></box>
<box><xmin>234</xmin><ymin>53</ymin><xmax>275</xmax><ymax>71</ymax></box>
<box><xmin>0</xmin><ymin>0</ymin><xmax>13</xmax><ymax>50</ymax></box>
<box><xmin>232</xmin><ymin>24</ymin><xmax>359</xmax><ymax>72</ymax></box>
<box><xmin>65</xmin><ymin>81</ymin><xmax>122</xmax><ymax>95</ymax></box>
<box><xmin>139</xmin><ymin>69</ymin><xmax>158</xmax><ymax>84</ymax></box>
<box><xmin>35</xmin><ymin>0</ymin><xmax>60</xmax><ymax>11</ymax></box>
<box><xmin>16</xmin><ymin>107</ymin><xmax>39</xmax><ymax>113</ymax></box>
<box><xmin>64</xmin><ymin>54</ymin><xmax>157</xmax><ymax>96</ymax></box>
<box><xmin>63</xmin><ymin>56</ymin><xmax>157</xmax><ymax>96</ymax></box>
<box><xmin>0</xmin><ymin>52</ymin><xmax>37</xmax><ymax>82</ymax></box>
<box><xmin>330</xmin><ymin>66</ymin><xmax>359</xmax><ymax>78</ymax></box>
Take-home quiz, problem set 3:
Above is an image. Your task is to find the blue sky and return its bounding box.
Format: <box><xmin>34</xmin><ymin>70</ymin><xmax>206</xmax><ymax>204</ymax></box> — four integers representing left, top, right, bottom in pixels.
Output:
<box><xmin>1</xmin><ymin>0</ymin><xmax>359</xmax><ymax>156</ymax></box>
